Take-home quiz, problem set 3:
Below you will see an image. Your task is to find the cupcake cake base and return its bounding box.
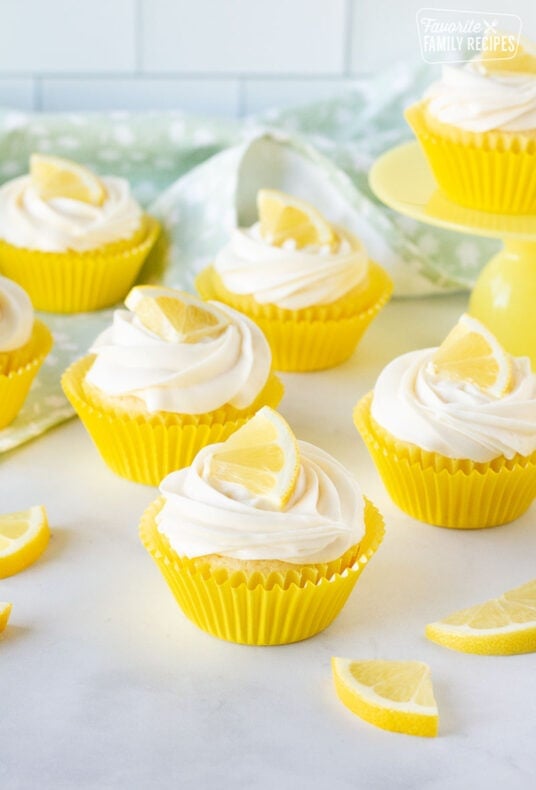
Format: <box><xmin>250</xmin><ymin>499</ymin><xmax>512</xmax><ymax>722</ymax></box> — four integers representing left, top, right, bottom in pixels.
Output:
<box><xmin>0</xmin><ymin>216</ymin><xmax>160</xmax><ymax>314</ymax></box>
<box><xmin>0</xmin><ymin>320</ymin><xmax>53</xmax><ymax>429</ymax></box>
<box><xmin>354</xmin><ymin>391</ymin><xmax>536</xmax><ymax>529</ymax></box>
<box><xmin>62</xmin><ymin>355</ymin><xmax>284</xmax><ymax>486</ymax></box>
<box><xmin>196</xmin><ymin>262</ymin><xmax>393</xmax><ymax>372</ymax></box>
<box><xmin>139</xmin><ymin>496</ymin><xmax>385</xmax><ymax>645</ymax></box>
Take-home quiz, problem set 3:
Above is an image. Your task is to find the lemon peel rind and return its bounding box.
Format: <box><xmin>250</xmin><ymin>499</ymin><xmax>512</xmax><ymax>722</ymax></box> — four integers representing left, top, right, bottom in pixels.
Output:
<box><xmin>331</xmin><ymin>658</ymin><xmax>438</xmax><ymax>738</ymax></box>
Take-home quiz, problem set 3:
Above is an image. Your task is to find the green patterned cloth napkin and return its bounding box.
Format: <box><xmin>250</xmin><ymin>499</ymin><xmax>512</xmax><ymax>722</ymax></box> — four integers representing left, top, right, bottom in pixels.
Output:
<box><xmin>0</xmin><ymin>62</ymin><xmax>498</xmax><ymax>454</ymax></box>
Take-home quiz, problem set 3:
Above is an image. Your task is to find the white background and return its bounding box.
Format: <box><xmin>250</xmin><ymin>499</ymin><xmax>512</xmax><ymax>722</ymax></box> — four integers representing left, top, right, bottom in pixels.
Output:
<box><xmin>0</xmin><ymin>0</ymin><xmax>534</xmax><ymax>116</ymax></box>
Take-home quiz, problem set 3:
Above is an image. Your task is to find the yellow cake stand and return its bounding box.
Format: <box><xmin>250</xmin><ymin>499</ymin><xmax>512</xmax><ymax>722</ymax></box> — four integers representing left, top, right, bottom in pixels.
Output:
<box><xmin>369</xmin><ymin>141</ymin><xmax>536</xmax><ymax>367</ymax></box>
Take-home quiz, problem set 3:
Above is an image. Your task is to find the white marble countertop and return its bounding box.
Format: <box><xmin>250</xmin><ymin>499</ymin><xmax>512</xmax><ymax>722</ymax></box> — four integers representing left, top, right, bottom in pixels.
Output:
<box><xmin>2</xmin><ymin>292</ymin><xmax>535</xmax><ymax>790</ymax></box>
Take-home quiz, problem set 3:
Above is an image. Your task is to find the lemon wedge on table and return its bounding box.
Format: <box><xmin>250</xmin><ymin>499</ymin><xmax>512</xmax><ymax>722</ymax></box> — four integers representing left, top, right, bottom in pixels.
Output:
<box><xmin>206</xmin><ymin>406</ymin><xmax>300</xmax><ymax>510</ymax></box>
<box><xmin>257</xmin><ymin>188</ymin><xmax>337</xmax><ymax>249</ymax></box>
<box><xmin>426</xmin><ymin>579</ymin><xmax>536</xmax><ymax>656</ymax></box>
<box><xmin>0</xmin><ymin>506</ymin><xmax>50</xmax><ymax>579</ymax></box>
<box><xmin>332</xmin><ymin>658</ymin><xmax>439</xmax><ymax>737</ymax></box>
<box><xmin>431</xmin><ymin>313</ymin><xmax>512</xmax><ymax>397</ymax></box>
<box><xmin>332</xmin><ymin>657</ymin><xmax>439</xmax><ymax>737</ymax></box>
<box><xmin>0</xmin><ymin>602</ymin><xmax>12</xmax><ymax>633</ymax></box>
<box><xmin>30</xmin><ymin>153</ymin><xmax>106</xmax><ymax>206</ymax></box>
<box><xmin>125</xmin><ymin>286</ymin><xmax>230</xmax><ymax>344</ymax></box>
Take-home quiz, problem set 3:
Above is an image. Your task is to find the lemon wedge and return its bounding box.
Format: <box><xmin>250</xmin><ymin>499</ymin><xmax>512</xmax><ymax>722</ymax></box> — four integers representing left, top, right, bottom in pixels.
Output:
<box><xmin>257</xmin><ymin>188</ymin><xmax>336</xmax><ymax>249</ymax></box>
<box><xmin>426</xmin><ymin>579</ymin><xmax>536</xmax><ymax>655</ymax></box>
<box><xmin>206</xmin><ymin>406</ymin><xmax>300</xmax><ymax>510</ymax></box>
<box><xmin>30</xmin><ymin>153</ymin><xmax>106</xmax><ymax>206</ymax></box>
<box><xmin>0</xmin><ymin>506</ymin><xmax>50</xmax><ymax>579</ymax></box>
<box><xmin>125</xmin><ymin>285</ymin><xmax>230</xmax><ymax>344</ymax></box>
<box><xmin>0</xmin><ymin>602</ymin><xmax>12</xmax><ymax>633</ymax></box>
<box><xmin>431</xmin><ymin>313</ymin><xmax>512</xmax><ymax>397</ymax></box>
<box><xmin>479</xmin><ymin>34</ymin><xmax>536</xmax><ymax>74</ymax></box>
<box><xmin>332</xmin><ymin>657</ymin><xmax>439</xmax><ymax>737</ymax></box>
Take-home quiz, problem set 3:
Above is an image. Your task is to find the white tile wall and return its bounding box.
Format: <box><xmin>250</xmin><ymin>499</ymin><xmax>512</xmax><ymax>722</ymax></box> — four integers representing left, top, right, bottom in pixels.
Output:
<box><xmin>0</xmin><ymin>0</ymin><xmax>533</xmax><ymax>116</ymax></box>
<box><xmin>141</xmin><ymin>0</ymin><xmax>346</xmax><ymax>74</ymax></box>
<box><xmin>0</xmin><ymin>0</ymin><xmax>136</xmax><ymax>73</ymax></box>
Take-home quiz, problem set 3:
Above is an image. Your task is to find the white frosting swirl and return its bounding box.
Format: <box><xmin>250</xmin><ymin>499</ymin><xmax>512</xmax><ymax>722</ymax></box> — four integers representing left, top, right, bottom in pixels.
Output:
<box><xmin>156</xmin><ymin>440</ymin><xmax>365</xmax><ymax>564</ymax></box>
<box><xmin>213</xmin><ymin>223</ymin><xmax>369</xmax><ymax>310</ymax></box>
<box><xmin>425</xmin><ymin>63</ymin><xmax>536</xmax><ymax>133</ymax></box>
<box><xmin>371</xmin><ymin>348</ymin><xmax>536</xmax><ymax>462</ymax></box>
<box><xmin>85</xmin><ymin>301</ymin><xmax>272</xmax><ymax>414</ymax></box>
<box><xmin>0</xmin><ymin>175</ymin><xmax>142</xmax><ymax>252</ymax></box>
<box><xmin>0</xmin><ymin>276</ymin><xmax>33</xmax><ymax>352</ymax></box>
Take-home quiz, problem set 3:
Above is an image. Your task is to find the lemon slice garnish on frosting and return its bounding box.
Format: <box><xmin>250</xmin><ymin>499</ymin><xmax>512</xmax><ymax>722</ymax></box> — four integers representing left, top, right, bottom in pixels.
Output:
<box><xmin>426</xmin><ymin>579</ymin><xmax>536</xmax><ymax>655</ymax></box>
<box><xmin>0</xmin><ymin>506</ymin><xmax>49</xmax><ymax>579</ymax></box>
<box><xmin>206</xmin><ymin>406</ymin><xmax>300</xmax><ymax>510</ymax></box>
<box><xmin>431</xmin><ymin>313</ymin><xmax>512</xmax><ymax>397</ymax></box>
<box><xmin>125</xmin><ymin>286</ymin><xmax>231</xmax><ymax>344</ymax></box>
<box><xmin>0</xmin><ymin>602</ymin><xmax>12</xmax><ymax>633</ymax></box>
<box><xmin>257</xmin><ymin>188</ymin><xmax>337</xmax><ymax>249</ymax></box>
<box><xmin>331</xmin><ymin>658</ymin><xmax>439</xmax><ymax>738</ymax></box>
<box><xmin>30</xmin><ymin>153</ymin><xmax>106</xmax><ymax>206</ymax></box>
<box><xmin>478</xmin><ymin>33</ymin><xmax>536</xmax><ymax>74</ymax></box>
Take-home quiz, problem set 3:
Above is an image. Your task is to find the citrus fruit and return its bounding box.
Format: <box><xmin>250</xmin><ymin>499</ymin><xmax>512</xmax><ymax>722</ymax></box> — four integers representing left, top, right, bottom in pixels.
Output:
<box><xmin>332</xmin><ymin>657</ymin><xmax>439</xmax><ymax>737</ymax></box>
<box><xmin>0</xmin><ymin>602</ymin><xmax>12</xmax><ymax>633</ymax></box>
<box><xmin>426</xmin><ymin>579</ymin><xmax>536</xmax><ymax>655</ymax></box>
<box><xmin>257</xmin><ymin>188</ymin><xmax>336</xmax><ymax>249</ymax></box>
<box><xmin>431</xmin><ymin>313</ymin><xmax>512</xmax><ymax>396</ymax></box>
<box><xmin>0</xmin><ymin>506</ymin><xmax>50</xmax><ymax>579</ymax></box>
<box><xmin>125</xmin><ymin>286</ymin><xmax>230</xmax><ymax>343</ymax></box>
<box><xmin>206</xmin><ymin>406</ymin><xmax>300</xmax><ymax>509</ymax></box>
<box><xmin>30</xmin><ymin>153</ymin><xmax>106</xmax><ymax>206</ymax></box>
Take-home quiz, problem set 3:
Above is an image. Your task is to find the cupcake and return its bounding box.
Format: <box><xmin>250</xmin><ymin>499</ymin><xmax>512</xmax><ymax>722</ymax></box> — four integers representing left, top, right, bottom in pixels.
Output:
<box><xmin>196</xmin><ymin>189</ymin><xmax>392</xmax><ymax>371</ymax></box>
<box><xmin>405</xmin><ymin>41</ymin><xmax>536</xmax><ymax>214</ymax></box>
<box><xmin>0</xmin><ymin>276</ymin><xmax>53</xmax><ymax>429</ymax></box>
<box><xmin>140</xmin><ymin>406</ymin><xmax>384</xmax><ymax>645</ymax></box>
<box><xmin>62</xmin><ymin>285</ymin><xmax>284</xmax><ymax>485</ymax></box>
<box><xmin>0</xmin><ymin>154</ymin><xmax>160</xmax><ymax>313</ymax></box>
<box><xmin>354</xmin><ymin>314</ymin><xmax>536</xmax><ymax>529</ymax></box>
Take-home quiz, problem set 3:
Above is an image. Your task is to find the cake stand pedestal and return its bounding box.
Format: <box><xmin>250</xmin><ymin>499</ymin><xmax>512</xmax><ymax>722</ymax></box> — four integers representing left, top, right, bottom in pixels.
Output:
<box><xmin>369</xmin><ymin>141</ymin><xmax>536</xmax><ymax>367</ymax></box>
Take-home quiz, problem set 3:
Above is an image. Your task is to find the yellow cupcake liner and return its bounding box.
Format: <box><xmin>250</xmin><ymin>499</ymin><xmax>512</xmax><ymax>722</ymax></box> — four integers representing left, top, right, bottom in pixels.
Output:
<box><xmin>354</xmin><ymin>392</ymin><xmax>536</xmax><ymax>529</ymax></box>
<box><xmin>139</xmin><ymin>496</ymin><xmax>385</xmax><ymax>645</ymax></box>
<box><xmin>0</xmin><ymin>320</ymin><xmax>53</xmax><ymax>429</ymax></box>
<box><xmin>196</xmin><ymin>262</ymin><xmax>393</xmax><ymax>372</ymax></box>
<box><xmin>61</xmin><ymin>355</ymin><xmax>284</xmax><ymax>486</ymax></box>
<box><xmin>406</xmin><ymin>102</ymin><xmax>536</xmax><ymax>214</ymax></box>
<box><xmin>0</xmin><ymin>215</ymin><xmax>160</xmax><ymax>314</ymax></box>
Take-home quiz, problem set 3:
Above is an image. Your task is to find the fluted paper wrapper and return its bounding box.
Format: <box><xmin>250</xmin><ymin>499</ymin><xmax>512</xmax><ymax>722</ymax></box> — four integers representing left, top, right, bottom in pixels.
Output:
<box><xmin>406</xmin><ymin>102</ymin><xmax>536</xmax><ymax>215</ymax></box>
<box><xmin>61</xmin><ymin>355</ymin><xmax>284</xmax><ymax>486</ymax></box>
<box><xmin>196</xmin><ymin>262</ymin><xmax>393</xmax><ymax>372</ymax></box>
<box><xmin>354</xmin><ymin>391</ymin><xmax>536</xmax><ymax>529</ymax></box>
<box><xmin>139</xmin><ymin>496</ymin><xmax>385</xmax><ymax>645</ymax></box>
<box><xmin>0</xmin><ymin>216</ymin><xmax>160</xmax><ymax>314</ymax></box>
<box><xmin>0</xmin><ymin>320</ymin><xmax>53</xmax><ymax>429</ymax></box>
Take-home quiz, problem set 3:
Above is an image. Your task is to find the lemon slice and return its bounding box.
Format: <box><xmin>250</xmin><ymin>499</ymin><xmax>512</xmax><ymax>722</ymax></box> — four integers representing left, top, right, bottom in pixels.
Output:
<box><xmin>30</xmin><ymin>153</ymin><xmax>106</xmax><ymax>206</ymax></box>
<box><xmin>257</xmin><ymin>188</ymin><xmax>336</xmax><ymax>249</ymax></box>
<box><xmin>206</xmin><ymin>406</ymin><xmax>300</xmax><ymax>509</ymax></box>
<box><xmin>332</xmin><ymin>657</ymin><xmax>439</xmax><ymax>737</ymax></box>
<box><xmin>431</xmin><ymin>313</ymin><xmax>512</xmax><ymax>397</ymax></box>
<box><xmin>125</xmin><ymin>286</ymin><xmax>230</xmax><ymax>344</ymax></box>
<box><xmin>426</xmin><ymin>579</ymin><xmax>536</xmax><ymax>655</ymax></box>
<box><xmin>0</xmin><ymin>506</ymin><xmax>50</xmax><ymax>579</ymax></box>
<box><xmin>0</xmin><ymin>602</ymin><xmax>12</xmax><ymax>633</ymax></box>
<box><xmin>479</xmin><ymin>34</ymin><xmax>536</xmax><ymax>74</ymax></box>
